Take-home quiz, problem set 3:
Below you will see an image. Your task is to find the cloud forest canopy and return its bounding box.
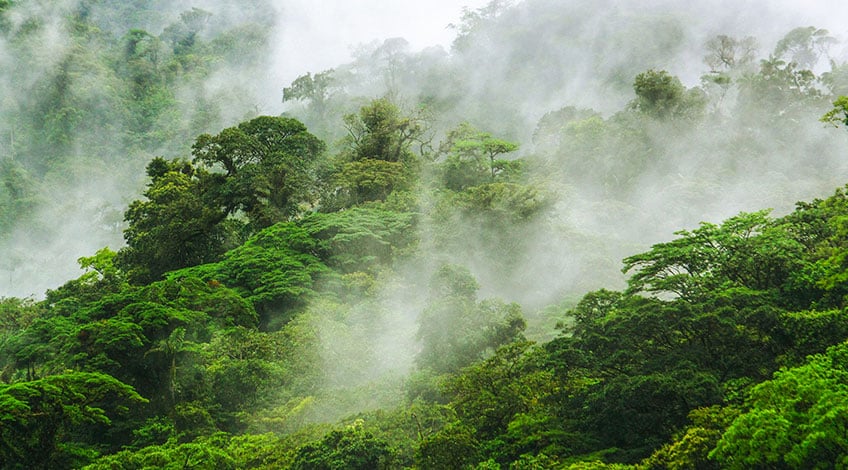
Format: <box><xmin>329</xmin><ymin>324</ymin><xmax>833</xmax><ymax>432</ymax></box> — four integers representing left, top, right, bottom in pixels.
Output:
<box><xmin>2</xmin><ymin>0</ymin><xmax>848</xmax><ymax>468</ymax></box>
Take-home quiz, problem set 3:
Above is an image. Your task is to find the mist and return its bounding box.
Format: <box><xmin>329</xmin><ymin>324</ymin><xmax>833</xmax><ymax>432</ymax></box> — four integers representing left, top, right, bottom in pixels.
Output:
<box><xmin>275</xmin><ymin>0</ymin><xmax>848</xmax><ymax>309</ymax></box>
<box><xmin>2</xmin><ymin>0</ymin><xmax>848</xmax><ymax>446</ymax></box>
<box><xmin>3</xmin><ymin>0</ymin><xmax>844</xmax><ymax>298</ymax></box>
<box><xmin>270</xmin><ymin>1</ymin><xmax>848</xmax><ymax>421</ymax></box>
<box><xmin>269</xmin><ymin>0</ymin><xmax>491</xmax><ymax>87</ymax></box>
<box><xmin>0</xmin><ymin>0</ymin><xmax>499</xmax><ymax>298</ymax></box>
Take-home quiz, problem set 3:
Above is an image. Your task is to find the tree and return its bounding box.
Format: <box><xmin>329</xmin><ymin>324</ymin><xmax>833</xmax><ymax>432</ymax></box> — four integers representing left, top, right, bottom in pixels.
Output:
<box><xmin>298</xmin><ymin>207</ymin><xmax>417</xmax><ymax>273</ymax></box>
<box><xmin>439</xmin><ymin>123</ymin><xmax>519</xmax><ymax>190</ymax></box>
<box><xmin>416</xmin><ymin>265</ymin><xmax>526</xmax><ymax>373</ymax></box>
<box><xmin>9</xmin><ymin>273</ymin><xmax>257</xmax><ymax>414</ymax></box>
<box><xmin>192</xmin><ymin>115</ymin><xmax>326</xmax><ymax>229</ymax></box>
<box><xmin>711</xmin><ymin>341</ymin><xmax>848</xmax><ymax>468</ymax></box>
<box><xmin>622</xmin><ymin>211</ymin><xmax>805</xmax><ymax>303</ymax></box>
<box><xmin>450</xmin><ymin>0</ymin><xmax>513</xmax><ymax>52</ymax></box>
<box><xmin>169</xmin><ymin>222</ymin><xmax>327</xmax><ymax>329</ymax></box>
<box><xmin>641</xmin><ymin>405</ymin><xmax>738</xmax><ymax>470</ymax></box>
<box><xmin>119</xmin><ymin>29</ymin><xmax>175</xmax><ymax>144</ymax></box>
<box><xmin>0</xmin><ymin>372</ymin><xmax>146</xmax><ymax>469</ymax></box>
<box><xmin>119</xmin><ymin>116</ymin><xmax>326</xmax><ymax>283</ymax></box>
<box><xmin>291</xmin><ymin>422</ymin><xmax>396</xmax><ymax>470</ymax></box>
<box><xmin>773</xmin><ymin>26</ymin><xmax>836</xmax><ymax>70</ymax></box>
<box><xmin>0</xmin><ymin>160</ymin><xmax>41</xmax><ymax>234</ymax></box>
<box><xmin>780</xmin><ymin>183</ymin><xmax>848</xmax><ymax>309</ymax></box>
<box><xmin>737</xmin><ymin>55</ymin><xmax>824</xmax><ymax>116</ymax></box>
<box><xmin>144</xmin><ymin>327</ymin><xmax>201</xmax><ymax>407</ymax></box>
<box><xmin>704</xmin><ymin>35</ymin><xmax>757</xmax><ymax>72</ymax></box>
<box><xmin>45</xmin><ymin>248</ymin><xmax>128</xmax><ymax>308</ymax></box>
<box><xmin>700</xmin><ymin>34</ymin><xmax>758</xmax><ymax>111</ymax></box>
<box><xmin>0</xmin><ymin>298</ymin><xmax>41</xmax><ymax>338</ymax></box>
<box><xmin>203</xmin><ymin>326</ymin><xmax>318</xmax><ymax>420</ymax></box>
<box><xmin>283</xmin><ymin>69</ymin><xmax>336</xmax><ymax>118</ymax></box>
<box><xmin>160</xmin><ymin>8</ymin><xmax>212</xmax><ymax>55</ymax></box>
<box><xmin>331</xmin><ymin>99</ymin><xmax>425</xmax><ymax>206</ymax></box>
<box><xmin>343</xmin><ymin>98</ymin><xmax>423</xmax><ymax>164</ymax></box>
<box><xmin>548</xmin><ymin>293</ymin><xmax>730</xmax><ymax>455</ymax></box>
<box><xmin>414</xmin><ymin>422</ymin><xmax>480</xmax><ymax>470</ymax></box>
<box><xmin>630</xmin><ymin>69</ymin><xmax>705</xmax><ymax>119</ymax></box>
<box><xmin>117</xmin><ymin>158</ymin><xmax>233</xmax><ymax>284</ymax></box>
<box><xmin>335</xmin><ymin>158</ymin><xmax>408</xmax><ymax>204</ymax></box>
<box><xmin>444</xmin><ymin>341</ymin><xmax>555</xmax><ymax>442</ymax></box>
<box><xmin>822</xmin><ymin>96</ymin><xmax>848</xmax><ymax>128</ymax></box>
<box><xmin>84</xmin><ymin>432</ymin><xmax>289</xmax><ymax>469</ymax></box>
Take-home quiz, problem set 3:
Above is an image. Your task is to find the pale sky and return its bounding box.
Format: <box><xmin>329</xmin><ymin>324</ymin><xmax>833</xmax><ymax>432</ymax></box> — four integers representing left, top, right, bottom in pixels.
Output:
<box><xmin>270</xmin><ymin>1</ymin><xmax>490</xmax><ymax>85</ymax></box>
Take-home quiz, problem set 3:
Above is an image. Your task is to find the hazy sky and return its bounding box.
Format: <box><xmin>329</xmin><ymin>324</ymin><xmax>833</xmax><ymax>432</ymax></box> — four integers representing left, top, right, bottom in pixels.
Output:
<box><xmin>271</xmin><ymin>1</ymin><xmax>489</xmax><ymax>85</ymax></box>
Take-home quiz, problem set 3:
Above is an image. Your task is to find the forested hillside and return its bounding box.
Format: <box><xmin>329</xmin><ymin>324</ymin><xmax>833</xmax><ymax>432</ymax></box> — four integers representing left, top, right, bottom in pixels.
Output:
<box><xmin>0</xmin><ymin>0</ymin><xmax>277</xmax><ymax>294</ymax></box>
<box><xmin>3</xmin><ymin>0</ymin><xmax>848</xmax><ymax>468</ymax></box>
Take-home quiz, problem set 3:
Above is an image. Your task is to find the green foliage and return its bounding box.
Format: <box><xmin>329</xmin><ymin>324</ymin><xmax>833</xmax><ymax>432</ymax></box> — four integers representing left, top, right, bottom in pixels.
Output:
<box><xmin>0</xmin><ymin>160</ymin><xmax>41</xmax><ymax>234</ymax></box>
<box><xmin>299</xmin><ymin>207</ymin><xmax>417</xmax><ymax>273</ymax></box>
<box><xmin>0</xmin><ymin>372</ymin><xmax>145</xmax><ymax>469</ymax></box>
<box><xmin>453</xmin><ymin>182</ymin><xmax>547</xmax><ymax>222</ymax></box>
<box><xmin>343</xmin><ymin>98</ymin><xmax>423</xmax><ymax>164</ymax></box>
<box><xmin>203</xmin><ymin>324</ymin><xmax>321</xmax><ymax>424</ymax></box>
<box><xmin>329</xmin><ymin>99</ymin><xmax>426</xmax><ymax>207</ymax></box>
<box><xmin>117</xmin><ymin>158</ymin><xmax>234</xmax><ymax>284</ymax></box>
<box><xmin>630</xmin><ymin>70</ymin><xmax>705</xmax><ymax>119</ymax></box>
<box><xmin>335</xmin><ymin>158</ymin><xmax>410</xmax><ymax>204</ymax></box>
<box><xmin>170</xmin><ymin>221</ymin><xmax>326</xmax><ymax>327</ymax></box>
<box><xmin>773</xmin><ymin>27</ymin><xmax>835</xmax><ymax>69</ymax></box>
<box><xmin>775</xmin><ymin>185</ymin><xmax>848</xmax><ymax>308</ymax></box>
<box><xmin>84</xmin><ymin>432</ymin><xmax>289</xmax><ymax>470</ymax></box>
<box><xmin>3</xmin><ymin>274</ymin><xmax>259</xmax><ymax>417</ymax></box>
<box><xmin>544</xmin><ymin>288</ymin><xmax>780</xmax><ymax>459</ymax></box>
<box><xmin>738</xmin><ymin>55</ymin><xmax>825</xmax><ymax>113</ymax></box>
<box><xmin>450</xmin><ymin>0</ymin><xmax>513</xmax><ymax>52</ymax></box>
<box><xmin>0</xmin><ymin>297</ymin><xmax>41</xmax><ymax>337</ymax></box>
<box><xmin>529</xmin><ymin>103</ymin><xmax>655</xmax><ymax>195</ymax></box>
<box><xmin>291</xmin><ymin>422</ymin><xmax>396</xmax><ymax>470</ymax></box>
<box><xmin>416</xmin><ymin>265</ymin><xmax>526</xmax><ymax>374</ymax></box>
<box><xmin>622</xmin><ymin>210</ymin><xmax>805</xmax><ymax>302</ymax></box>
<box><xmin>822</xmin><ymin>96</ymin><xmax>848</xmax><ymax>129</ymax></box>
<box><xmin>4</xmin><ymin>0</ymin><xmax>275</xmax><ymax>179</ymax></box>
<box><xmin>703</xmin><ymin>34</ymin><xmax>757</xmax><ymax>72</ymax></box>
<box><xmin>712</xmin><ymin>341</ymin><xmax>848</xmax><ymax>468</ymax></box>
<box><xmin>439</xmin><ymin>123</ymin><xmax>520</xmax><ymax>191</ymax></box>
<box><xmin>192</xmin><ymin>115</ymin><xmax>326</xmax><ymax>228</ymax></box>
<box><xmin>415</xmin><ymin>422</ymin><xmax>481</xmax><ymax>470</ymax></box>
<box><xmin>776</xmin><ymin>309</ymin><xmax>848</xmax><ymax>365</ymax></box>
<box><xmin>118</xmin><ymin>116</ymin><xmax>330</xmax><ymax>314</ymax></box>
<box><xmin>46</xmin><ymin>248</ymin><xmax>128</xmax><ymax>309</ymax></box>
<box><xmin>428</xmin><ymin>181</ymin><xmax>549</xmax><ymax>294</ymax></box>
<box><xmin>7</xmin><ymin>9</ymin><xmax>848</xmax><ymax>468</ymax></box>
<box><xmin>283</xmin><ymin>69</ymin><xmax>337</xmax><ymax>117</ymax></box>
<box><xmin>444</xmin><ymin>342</ymin><xmax>556</xmax><ymax>445</ymax></box>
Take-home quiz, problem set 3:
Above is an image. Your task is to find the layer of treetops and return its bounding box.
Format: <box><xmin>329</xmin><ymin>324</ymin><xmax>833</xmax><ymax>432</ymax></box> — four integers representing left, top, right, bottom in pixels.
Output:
<box><xmin>3</xmin><ymin>1</ymin><xmax>848</xmax><ymax>468</ymax></box>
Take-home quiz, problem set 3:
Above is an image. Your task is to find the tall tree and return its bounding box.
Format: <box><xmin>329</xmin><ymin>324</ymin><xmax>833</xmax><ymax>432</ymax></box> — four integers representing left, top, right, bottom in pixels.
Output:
<box><xmin>283</xmin><ymin>69</ymin><xmax>336</xmax><ymax>119</ymax></box>
<box><xmin>117</xmin><ymin>158</ymin><xmax>234</xmax><ymax>284</ymax></box>
<box><xmin>416</xmin><ymin>265</ymin><xmax>525</xmax><ymax>373</ymax></box>
<box><xmin>330</xmin><ymin>99</ymin><xmax>425</xmax><ymax>207</ymax></box>
<box><xmin>439</xmin><ymin>123</ymin><xmax>519</xmax><ymax>190</ymax></box>
<box><xmin>630</xmin><ymin>69</ymin><xmax>705</xmax><ymax>119</ymax></box>
<box><xmin>192</xmin><ymin>115</ymin><xmax>326</xmax><ymax>229</ymax></box>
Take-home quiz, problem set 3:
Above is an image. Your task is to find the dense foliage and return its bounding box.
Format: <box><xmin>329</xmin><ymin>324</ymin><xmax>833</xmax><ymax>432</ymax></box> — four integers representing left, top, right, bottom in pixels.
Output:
<box><xmin>3</xmin><ymin>0</ymin><xmax>848</xmax><ymax>468</ymax></box>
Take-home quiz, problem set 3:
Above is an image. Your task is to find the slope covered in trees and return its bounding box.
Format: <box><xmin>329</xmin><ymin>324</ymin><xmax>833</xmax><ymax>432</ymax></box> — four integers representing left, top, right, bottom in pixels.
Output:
<box><xmin>0</xmin><ymin>0</ymin><xmax>278</xmax><ymax>294</ymax></box>
<box><xmin>3</xmin><ymin>0</ymin><xmax>848</xmax><ymax>468</ymax></box>
<box><xmin>4</xmin><ymin>111</ymin><xmax>848</xmax><ymax>467</ymax></box>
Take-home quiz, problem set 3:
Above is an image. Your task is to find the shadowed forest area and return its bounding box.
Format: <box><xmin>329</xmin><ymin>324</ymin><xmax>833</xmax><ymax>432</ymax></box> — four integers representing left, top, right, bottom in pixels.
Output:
<box><xmin>3</xmin><ymin>0</ymin><xmax>848</xmax><ymax>468</ymax></box>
